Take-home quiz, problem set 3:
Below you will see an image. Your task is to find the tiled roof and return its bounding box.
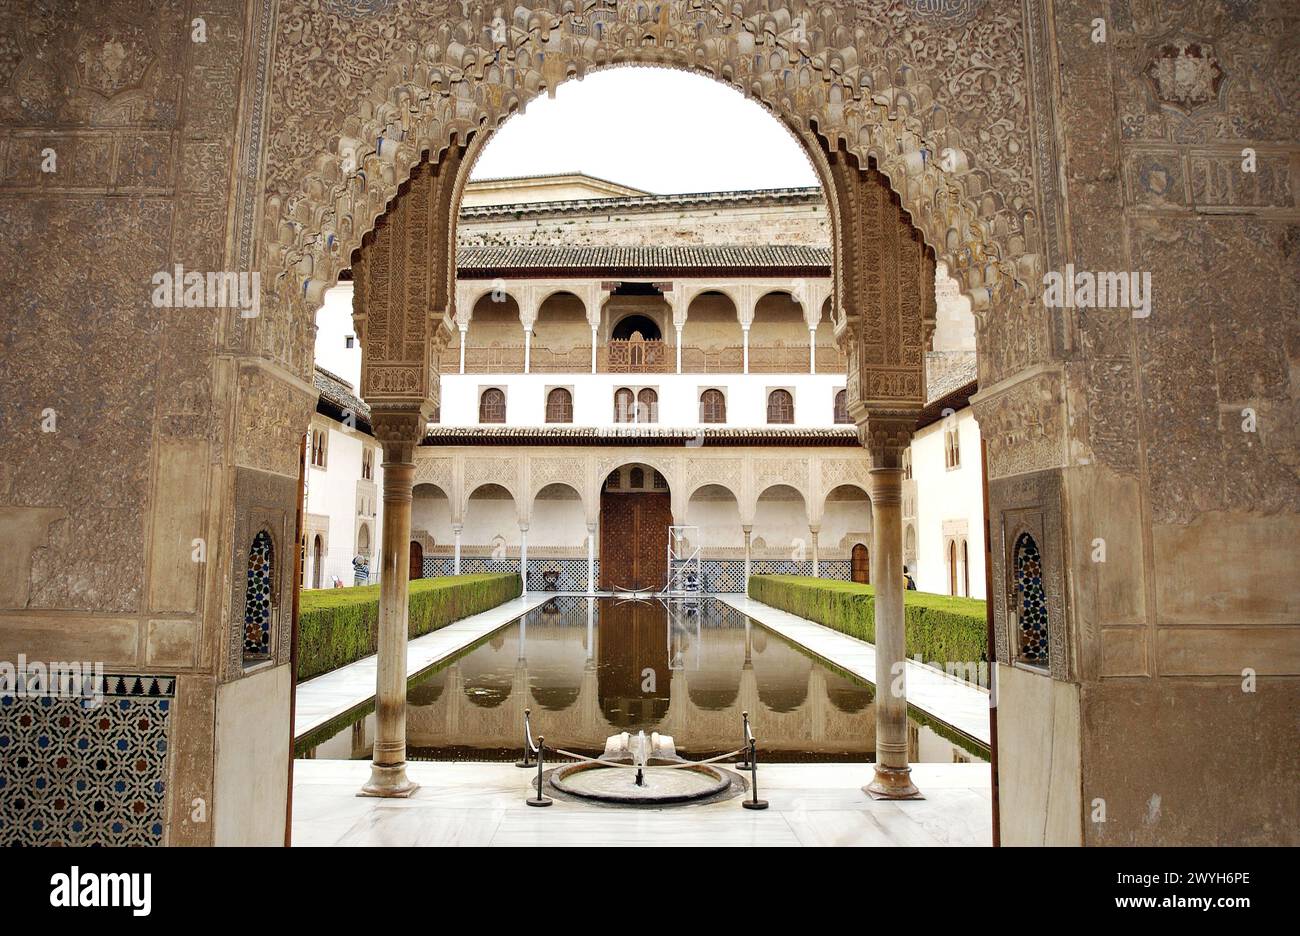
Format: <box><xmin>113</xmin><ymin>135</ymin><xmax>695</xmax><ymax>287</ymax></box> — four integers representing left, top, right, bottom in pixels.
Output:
<box><xmin>421</xmin><ymin>425</ymin><xmax>860</xmax><ymax>447</ymax></box>
<box><xmin>457</xmin><ymin>244</ymin><xmax>831</xmax><ymax>275</ymax></box>
<box><xmin>459</xmin><ymin>185</ymin><xmax>824</xmax><ymax>220</ymax></box>
<box><xmin>917</xmin><ymin>352</ymin><xmax>978</xmax><ymax>430</ymax></box>
<box><xmin>314</xmin><ymin>366</ymin><xmax>371</xmax><ymax>430</ymax></box>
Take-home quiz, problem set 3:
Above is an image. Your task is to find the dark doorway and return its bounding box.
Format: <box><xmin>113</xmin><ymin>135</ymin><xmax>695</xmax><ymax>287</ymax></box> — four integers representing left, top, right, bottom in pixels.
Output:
<box><xmin>851</xmin><ymin>542</ymin><xmax>870</xmax><ymax>584</ymax></box>
<box><xmin>611</xmin><ymin>313</ymin><xmax>662</xmax><ymax>341</ymax></box>
<box><xmin>409</xmin><ymin>541</ymin><xmax>424</xmax><ymax>580</ymax></box>
<box><xmin>600</xmin><ymin>490</ymin><xmax>671</xmax><ymax>591</ymax></box>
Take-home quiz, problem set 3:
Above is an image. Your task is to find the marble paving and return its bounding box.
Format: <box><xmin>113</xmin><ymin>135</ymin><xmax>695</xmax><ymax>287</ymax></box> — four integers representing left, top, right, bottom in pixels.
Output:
<box><xmin>291</xmin><ymin>759</ymin><xmax>992</xmax><ymax>846</ymax></box>
<box><xmin>294</xmin><ymin>592</ymin><xmax>555</xmax><ymax>741</ymax></box>
<box><xmin>712</xmin><ymin>593</ymin><xmax>991</xmax><ymax>745</ymax></box>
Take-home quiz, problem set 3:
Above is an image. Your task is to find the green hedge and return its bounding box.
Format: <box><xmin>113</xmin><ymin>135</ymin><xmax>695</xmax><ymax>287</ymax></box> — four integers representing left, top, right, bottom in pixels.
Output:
<box><xmin>748</xmin><ymin>574</ymin><xmax>987</xmax><ymax>671</ymax></box>
<box><xmin>296</xmin><ymin>573</ymin><xmax>521</xmax><ymax>681</ymax></box>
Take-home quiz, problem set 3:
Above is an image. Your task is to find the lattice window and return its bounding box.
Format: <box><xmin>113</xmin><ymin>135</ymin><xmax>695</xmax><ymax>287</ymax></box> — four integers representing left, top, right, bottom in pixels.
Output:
<box><xmin>653</xmin><ymin>470</ymin><xmax>667</xmax><ymax>490</ymax></box>
<box><xmin>546</xmin><ymin>387</ymin><xmax>573</xmax><ymax>423</ymax></box>
<box><xmin>479</xmin><ymin>387</ymin><xmax>506</xmax><ymax>423</ymax></box>
<box><xmin>614</xmin><ymin>387</ymin><xmax>634</xmax><ymax>423</ymax></box>
<box><xmin>637</xmin><ymin>388</ymin><xmax>658</xmax><ymax>423</ymax></box>
<box><xmin>833</xmin><ymin>389</ymin><xmax>850</xmax><ymax>424</ymax></box>
<box><xmin>243</xmin><ymin>529</ymin><xmax>275</xmax><ymax>660</ymax></box>
<box><xmin>1013</xmin><ymin>532</ymin><xmax>1049</xmax><ymax>666</ymax></box>
<box><xmin>767</xmin><ymin>389</ymin><xmax>794</xmax><ymax>424</ymax></box>
<box><xmin>700</xmin><ymin>388</ymin><xmax>726</xmax><ymax>423</ymax></box>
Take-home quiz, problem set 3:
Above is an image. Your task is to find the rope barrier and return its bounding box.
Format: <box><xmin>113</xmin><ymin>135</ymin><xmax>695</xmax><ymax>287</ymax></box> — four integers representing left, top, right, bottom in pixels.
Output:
<box><xmin>550</xmin><ymin>747</ymin><xmax>746</xmax><ymax>769</ymax></box>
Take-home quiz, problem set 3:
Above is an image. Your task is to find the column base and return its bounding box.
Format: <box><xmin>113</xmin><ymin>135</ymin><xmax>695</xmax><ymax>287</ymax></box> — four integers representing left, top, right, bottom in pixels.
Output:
<box><xmin>863</xmin><ymin>765</ymin><xmax>924</xmax><ymax>800</ymax></box>
<box><xmin>359</xmin><ymin>762</ymin><xmax>419</xmax><ymax>798</ymax></box>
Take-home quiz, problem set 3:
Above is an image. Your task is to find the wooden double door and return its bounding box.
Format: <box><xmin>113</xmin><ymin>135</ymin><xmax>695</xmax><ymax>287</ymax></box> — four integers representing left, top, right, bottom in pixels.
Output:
<box><xmin>599</xmin><ymin>491</ymin><xmax>671</xmax><ymax>591</ymax></box>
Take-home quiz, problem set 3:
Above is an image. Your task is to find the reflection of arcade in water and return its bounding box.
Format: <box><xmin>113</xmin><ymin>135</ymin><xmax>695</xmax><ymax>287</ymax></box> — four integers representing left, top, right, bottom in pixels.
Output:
<box><xmin>309</xmin><ymin>598</ymin><xmax>985</xmax><ymax>764</ymax></box>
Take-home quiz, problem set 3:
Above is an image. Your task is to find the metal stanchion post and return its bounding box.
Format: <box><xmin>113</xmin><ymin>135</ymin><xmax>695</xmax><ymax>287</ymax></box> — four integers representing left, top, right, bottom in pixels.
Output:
<box><xmin>527</xmin><ymin>735</ymin><xmax>553</xmax><ymax>807</ymax></box>
<box><xmin>742</xmin><ymin>736</ymin><xmax>768</xmax><ymax>810</ymax></box>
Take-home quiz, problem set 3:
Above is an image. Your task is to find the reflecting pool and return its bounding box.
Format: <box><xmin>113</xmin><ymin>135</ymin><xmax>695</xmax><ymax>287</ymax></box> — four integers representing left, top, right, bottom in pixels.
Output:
<box><xmin>306</xmin><ymin>597</ymin><xmax>987</xmax><ymax>764</ymax></box>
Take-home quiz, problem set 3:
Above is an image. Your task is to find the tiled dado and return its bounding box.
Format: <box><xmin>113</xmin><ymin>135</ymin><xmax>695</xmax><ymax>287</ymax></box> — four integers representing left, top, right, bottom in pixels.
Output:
<box><xmin>421</xmin><ymin>558</ymin><xmax>852</xmax><ymax>592</ymax></box>
<box><xmin>0</xmin><ymin>674</ymin><xmax>176</xmax><ymax>846</ymax></box>
<box><xmin>0</xmin><ymin>613</ymin><xmax>201</xmax><ymax>669</ymax></box>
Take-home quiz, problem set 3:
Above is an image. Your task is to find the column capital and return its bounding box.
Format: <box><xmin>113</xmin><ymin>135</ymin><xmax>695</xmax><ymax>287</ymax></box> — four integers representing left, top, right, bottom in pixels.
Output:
<box><xmin>854</xmin><ymin>410</ymin><xmax>916</xmax><ymax>470</ymax></box>
<box><xmin>372</xmin><ymin>406</ymin><xmax>431</xmax><ymax>464</ymax></box>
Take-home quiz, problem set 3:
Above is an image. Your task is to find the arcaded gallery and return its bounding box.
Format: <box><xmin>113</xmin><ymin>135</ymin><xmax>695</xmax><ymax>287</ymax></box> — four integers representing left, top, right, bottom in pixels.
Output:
<box><xmin>0</xmin><ymin>0</ymin><xmax>1295</xmax><ymax>883</ymax></box>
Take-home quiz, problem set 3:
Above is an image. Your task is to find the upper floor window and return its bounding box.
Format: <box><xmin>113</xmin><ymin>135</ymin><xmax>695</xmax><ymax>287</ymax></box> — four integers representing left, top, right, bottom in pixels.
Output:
<box><xmin>637</xmin><ymin>388</ymin><xmax>658</xmax><ymax>423</ymax></box>
<box><xmin>944</xmin><ymin>425</ymin><xmax>961</xmax><ymax>470</ymax></box>
<box><xmin>767</xmin><ymin>389</ymin><xmax>794</xmax><ymax>424</ymax></box>
<box><xmin>361</xmin><ymin>448</ymin><xmax>374</xmax><ymax>481</ymax></box>
<box><xmin>699</xmin><ymin>388</ymin><xmax>726</xmax><ymax>424</ymax></box>
<box><xmin>614</xmin><ymin>387</ymin><xmax>635</xmax><ymax>423</ymax></box>
<box><xmin>833</xmin><ymin>389</ymin><xmax>850</xmax><ymax>424</ymax></box>
<box><xmin>479</xmin><ymin>387</ymin><xmax>506</xmax><ymax>424</ymax></box>
<box><xmin>310</xmin><ymin>427</ymin><xmax>327</xmax><ymax>468</ymax></box>
<box><xmin>546</xmin><ymin>387</ymin><xmax>573</xmax><ymax>423</ymax></box>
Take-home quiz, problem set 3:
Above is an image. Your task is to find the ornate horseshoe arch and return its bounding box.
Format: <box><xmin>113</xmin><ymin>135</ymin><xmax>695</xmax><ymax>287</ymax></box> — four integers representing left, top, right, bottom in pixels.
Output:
<box><xmin>260</xmin><ymin>0</ymin><xmax>1046</xmax><ymax>403</ymax></box>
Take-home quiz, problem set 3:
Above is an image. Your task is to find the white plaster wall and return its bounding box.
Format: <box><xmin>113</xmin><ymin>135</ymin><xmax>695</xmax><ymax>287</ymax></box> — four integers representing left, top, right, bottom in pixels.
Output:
<box><xmin>531</xmin><ymin>495</ymin><xmax>589</xmax><ymax>545</ymax></box>
<box><xmin>314</xmin><ymin>284</ymin><xmax>359</xmax><ymax>389</ymax></box>
<box><xmin>909</xmin><ymin>408</ymin><xmax>986</xmax><ymax>598</ymax></box>
<box><xmin>684</xmin><ymin>493</ymin><xmax>744</xmax><ymax>547</ymax></box>
<box><xmin>440</xmin><ymin>371</ymin><xmax>848</xmax><ymax>428</ymax></box>
<box><xmin>752</xmin><ymin>491</ymin><xmax>811</xmax><ymax>551</ymax></box>
<box><xmin>463</xmin><ymin>494</ymin><xmax>522</xmax><ymax>546</ymax></box>
<box><xmin>412</xmin><ymin>486</ymin><xmax>454</xmax><ymax>544</ymax></box>
<box><xmin>820</xmin><ymin>494</ymin><xmax>872</xmax><ymax>553</ymax></box>
<box><xmin>214</xmin><ymin>662</ymin><xmax>291</xmax><ymax>845</ymax></box>
<box><xmin>303</xmin><ymin>417</ymin><xmax>383</xmax><ymax>588</ymax></box>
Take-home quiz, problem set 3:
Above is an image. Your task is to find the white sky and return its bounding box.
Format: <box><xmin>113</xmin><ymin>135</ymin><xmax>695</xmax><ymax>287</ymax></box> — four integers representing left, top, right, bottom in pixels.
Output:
<box><xmin>468</xmin><ymin>68</ymin><xmax>819</xmax><ymax>193</ymax></box>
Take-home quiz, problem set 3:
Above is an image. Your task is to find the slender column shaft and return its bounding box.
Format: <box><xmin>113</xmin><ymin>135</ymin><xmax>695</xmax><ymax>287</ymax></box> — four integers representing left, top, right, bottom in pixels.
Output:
<box><xmin>587</xmin><ymin>524</ymin><xmax>596</xmax><ymax>595</ymax></box>
<box><xmin>675</xmin><ymin>325</ymin><xmax>683</xmax><ymax>374</ymax></box>
<box><xmin>742</xmin><ymin>325</ymin><xmax>750</xmax><ymax>374</ymax></box>
<box><xmin>523</xmin><ymin>327</ymin><xmax>532</xmax><ymax>373</ymax></box>
<box><xmin>591</xmin><ymin>326</ymin><xmax>597</xmax><ymax>374</ymax></box>
<box><xmin>452</xmin><ymin>525</ymin><xmax>462</xmax><ymax>576</ymax></box>
<box><xmin>519</xmin><ymin>526</ymin><xmax>528</xmax><ymax>592</ymax></box>
<box><xmin>459</xmin><ymin>327</ymin><xmax>467</xmax><ymax>374</ymax></box>
<box><xmin>865</xmin><ymin>467</ymin><xmax>919</xmax><ymax>799</ymax></box>
<box><xmin>810</xmin><ymin>528</ymin><xmax>820</xmax><ymax>577</ymax></box>
<box><xmin>743</xmin><ymin>527</ymin><xmax>752</xmax><ymax>592</ymax></box>
<box><xmin>809</xmin><ymin>327</ymin><xmax>817</xmax><ymax>374</ymax></box>
<box><xmin>362</xmin><ymin>459</ymin><xmax>417</xmax><ymax>796</ymax></box>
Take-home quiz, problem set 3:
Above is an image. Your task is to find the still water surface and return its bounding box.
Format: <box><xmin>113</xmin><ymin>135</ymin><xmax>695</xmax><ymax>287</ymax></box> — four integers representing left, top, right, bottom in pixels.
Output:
<box><xmin>311</xmin><ymin>597</ymin><xmax>987</xmax><ymax>764</ymax></box>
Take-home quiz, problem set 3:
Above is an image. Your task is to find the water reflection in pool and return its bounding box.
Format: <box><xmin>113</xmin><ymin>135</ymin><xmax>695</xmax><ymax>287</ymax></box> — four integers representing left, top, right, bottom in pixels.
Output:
<box><xmin>308</xmin><ymin>597</ymin><xmax>986</xmax><ymax>764</ymax></box>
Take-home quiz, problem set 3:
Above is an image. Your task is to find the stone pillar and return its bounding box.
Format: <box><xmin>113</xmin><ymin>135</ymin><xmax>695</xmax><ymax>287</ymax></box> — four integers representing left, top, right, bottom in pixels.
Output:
<box><xmin>809</xmin><ymin>326</ymin><xmax>817</xmax><ymax>374</ymax></box>
<box><xmin>458</xmin><ymin>323</ymin><xmax>467</xmax><ymax>374</ymax></box>
<box><xmin>587</xmin><ymin>522</ymin><xmax>596</xmax><ymax>595</ymax></box>
<box><xmin>452</xmin><ymin>523</ymin><xmax>462</xmax><ymax>575</ymax></box>
<box><xmin>742</xmin><ymin>323</ymin><xmax>750</xmax><ymax>374</ymax></box>
<box><xmin>519</xmin><ymin>523</ymin><xmax>528</xmax><ymax>592</ymax></box>
<box><xmin>361</xmin><ymin>410</ymin><xmax>427</xmax><ymax>798</ymax></box>
<box><xmin>809</xmin><ymin>526</ymin><xmax>820</xmax><ymax>577</ymax></box>
<box><xmin>864</xmin><ymin>462</ymin><xmax>920</xmax><ymax>800</ymax></box>
<box><xmin>675</xmin><ymin>324</ymin><xmax>683</xmax><ymax>374</ymax></box>
<box><xmin>743</xmin><ymin>525</ymin><xmax>752</xmax><ymax>591</ymax></box>
<box><xmin>523</xmin><ymin>326</ymin><xmax>532</xmax><ymax>374</ymax></box>
<box><xmin>591</xmin><ymin>325</ymin><xmax>598</xmax><ymax>374</ymax></box>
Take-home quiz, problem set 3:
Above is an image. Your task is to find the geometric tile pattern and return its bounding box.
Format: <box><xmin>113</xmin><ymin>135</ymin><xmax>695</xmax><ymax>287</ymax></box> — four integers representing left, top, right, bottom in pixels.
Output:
<box><xmin>1012</xmin><ymin>532</ymin><xmax>1049</xmax><ymax>665</ymax></box>
<box><xmin>244</xmin><ymin>528</ymin><xmax>275</xmax><ymax>656</ymax></box>
<box><xmin>0</xmin><ymin>674</ymin><xmax>175</xmax><ymax>846</ymax></box>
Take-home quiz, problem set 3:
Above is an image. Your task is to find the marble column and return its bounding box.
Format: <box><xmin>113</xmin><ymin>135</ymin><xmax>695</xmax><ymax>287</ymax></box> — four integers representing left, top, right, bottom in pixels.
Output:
<box><xmin>519</xmin><ymin>523</ymin><xmax>528</xmax><ymax>592</ymax></box>
<box><xmin>808</xmin><ymin>326</ymin><xmax>817</xmax><ymax>374</ymax></box>
<box><xmin>523</xmin><ymin>326</ymin><xmax>532</xmax><ymax>374</ymax></box>
<box><xmin>458</xmin><ymin>324</ymin><xmax>467</xmax><ymax>374</ymax></box>
<box><xmin>587</xmin><ymin>522</ymin><xmax>597</xmax><ymax>595</ymax></box>
<box><xmin>864</xmin><ymin>464</ymin><xmax>920</xmax><ymax>799</ymax></box>
<box><xmin>591</xmin><ymin>326</ymin><xmax>598</xmax><ymax>374</ymax></box>
<box><xmin>742</xmin><ymin>525</ymin><xmax>752</xmax><ymax>592</ymax></box>
<box><xmin>675</xmin><ymin>325</ymin><xmax>683</xmax><ymax>374</ymax></box>
<box><xmin>809</xmin><ymin>526</ymin><xmax>820</xmax><ymax>577</ymax></box>
<box><xmin>361</xmin><ymin>412</ymin><xmax>425</xmax><ymax>798</ymax></box>
<box><xmin>452</xmin><ymin>524</ymin><xmax>462</xmax><ymax>575</ymax></box>
<box><xmin>742</xmin><ymin>324</ymin><xmax>750</xmax><ymax>374</ymax></box>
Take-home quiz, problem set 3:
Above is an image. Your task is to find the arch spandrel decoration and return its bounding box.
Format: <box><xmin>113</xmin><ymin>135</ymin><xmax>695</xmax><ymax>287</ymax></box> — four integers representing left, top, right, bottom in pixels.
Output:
<box><xmin>261</xmin><ymin>0</ymin><xmax>1050</xmax><ymax>397</ymax></box>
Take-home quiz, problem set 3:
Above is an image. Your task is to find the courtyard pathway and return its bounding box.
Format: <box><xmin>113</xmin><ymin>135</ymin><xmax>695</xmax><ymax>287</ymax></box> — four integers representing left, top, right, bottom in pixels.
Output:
<box><xmin>713</xmin><ymin>593</ymin><xmax>991</xmax><ymax>746</ymax></box>
<box><xmin>294</xmin><ymin>591</ymin><xmax>554</xmax><ymax>743</ymax></box>
<box><xmin>291</xmin><ymin>759</ymin><xmax>991</xmax><ymax>846</ymax></box>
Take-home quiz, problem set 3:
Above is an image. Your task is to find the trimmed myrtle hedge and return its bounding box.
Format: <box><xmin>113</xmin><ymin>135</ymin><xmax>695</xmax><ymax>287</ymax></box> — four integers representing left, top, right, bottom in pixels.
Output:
<box><xmin>748</xmin><ymin>575</ymin><xmax>987</xmax><ymax>670</ymax></box>
<box><xmin>296</xmin><ymin>573</ymin><xmax>521</xmax><ymax>681</ymax></box>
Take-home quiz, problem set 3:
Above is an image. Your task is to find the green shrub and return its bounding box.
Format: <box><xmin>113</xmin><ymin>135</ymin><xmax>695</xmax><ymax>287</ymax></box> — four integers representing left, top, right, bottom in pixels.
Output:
<box><xmin>296</xmin><ymin>574</ymin><xmax>521</xmax><ymax>681</ymax></box>
<box><xmin>747</xmin><ymin>574</ymin><xmax>987</xmax><ymax>670</ymax></box>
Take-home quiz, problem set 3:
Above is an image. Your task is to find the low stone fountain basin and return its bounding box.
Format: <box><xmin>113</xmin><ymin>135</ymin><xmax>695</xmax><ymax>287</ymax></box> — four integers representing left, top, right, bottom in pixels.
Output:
<box><xmin>549</xmin><ymin>757</ymin><xmax>732</xmax><ymax>805</ymax></box>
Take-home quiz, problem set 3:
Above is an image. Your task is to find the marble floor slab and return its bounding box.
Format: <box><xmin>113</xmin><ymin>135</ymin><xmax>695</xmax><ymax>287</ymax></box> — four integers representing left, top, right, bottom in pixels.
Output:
<box><xmin>294</xmin><ymin>592</ymin><xmax>555</xmax><ymax>741</ymax></box>
<box><xmin>292</xmin><ymin>759</ymin><xmax>992</xmax><ymax>847</ymax></box>
<box><xmin>712</xmin><ymin>593</ymin><xmax>991</xmax><ymax>746</ymax></box>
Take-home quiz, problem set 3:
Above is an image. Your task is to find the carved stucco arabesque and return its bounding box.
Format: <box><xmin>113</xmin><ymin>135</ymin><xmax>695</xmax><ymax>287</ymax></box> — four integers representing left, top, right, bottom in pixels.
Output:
<box><xmin>257</xmin><ymin>0</ymin><xmax>1051</xmax><ymax>399</ymax></box>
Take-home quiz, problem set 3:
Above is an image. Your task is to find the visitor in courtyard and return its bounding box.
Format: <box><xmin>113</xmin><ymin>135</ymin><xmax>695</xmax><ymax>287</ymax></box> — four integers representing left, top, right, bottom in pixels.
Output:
<box><xmin>352</xmin><ymin>553</ymin><xmax>369</xmax><ymax>587</ymax></box>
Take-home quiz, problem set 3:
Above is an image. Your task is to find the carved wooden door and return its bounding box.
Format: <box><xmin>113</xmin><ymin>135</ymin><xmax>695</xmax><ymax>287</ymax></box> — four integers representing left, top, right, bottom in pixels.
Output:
<box><xmin>600</xmin><ymin>492</ymin><xmax>670</xmax><ymax>590</ymax></box>
<box><xmin>409</xmin><ymin>541</ymin><xmax>424</xmax><ymax>580</ymax></box>
<box><xmin>851</xmin><ymin>542</ymin><xmax>870</xmax><ymax>584</ymax></box>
